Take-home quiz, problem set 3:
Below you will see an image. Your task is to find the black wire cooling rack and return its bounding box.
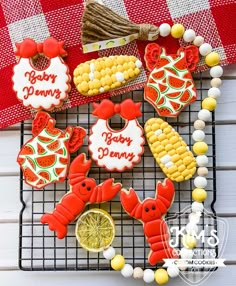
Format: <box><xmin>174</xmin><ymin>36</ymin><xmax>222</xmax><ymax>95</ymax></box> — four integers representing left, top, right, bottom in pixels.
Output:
<box><xmin>19</xmin><ymin>74</ymin><xmax>217</xmax><ymax>271</ymax></box>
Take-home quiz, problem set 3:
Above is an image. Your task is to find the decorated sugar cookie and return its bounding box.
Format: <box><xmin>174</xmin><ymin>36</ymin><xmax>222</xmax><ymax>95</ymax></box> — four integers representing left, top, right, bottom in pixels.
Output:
<box><xmin>73</xmin><ymin>56</ymin><xmax>142</xmax><ymax>96</ymax></box>
<box><xmin>145</xmin><ymin>118</ymin><xmax>196</xmax><ymax>182</ymax></box>
<box><xmin>144</xmin><ymin>43</ymin><xmax>199</xmax><ymax>117</ymax></box>
<box><xmin>88</xmin><ymin>99</ymin><xmax>145</xmax><ymax>171</ymax></box>
<box><xmin>17</xmin><ymin>111</ymin><xmax>86</xmax><ymax>189</ymax></box>
<box><xmin>13</xmin><ymin>37</ymin><xmax>71</xmax><ymax>110</ymax></box>
<box><xmin>120</xmin><ymin>179</ymin><xmax>178</xmax><ymax>265</ymax></box>
<box><xmin>41</xmin><ymin>153</ymin><xmax>122</xmax><ymax>239</ymax></box>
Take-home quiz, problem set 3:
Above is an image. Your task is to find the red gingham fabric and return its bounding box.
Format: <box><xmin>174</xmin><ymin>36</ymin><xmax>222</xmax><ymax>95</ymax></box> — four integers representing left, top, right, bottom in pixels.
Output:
<box><xmin>0</xmin><ymin>0</ymin><xmax>235</xmax><ymax>129</ymax></box>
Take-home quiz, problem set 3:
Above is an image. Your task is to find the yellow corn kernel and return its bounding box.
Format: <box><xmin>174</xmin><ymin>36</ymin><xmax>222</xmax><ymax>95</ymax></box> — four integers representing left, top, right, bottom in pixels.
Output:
<box><xmin>159</xmin><ymin>151</ymin><xmax>167</xmax><ymax>158</ymax></box>
<box><xmin>123</xmin><ymin>63</ymin><xmax>129</xmax><ymax>70</ymax></box>
<box><xmin>168</xmin><ymin>150</ymin><xmax>176</xmax><ymax>156</ymax></box>
<box><xmin>172</xmin><ymin>154</ymin><xmax>180</xmax><ymax>163</ymax></box>
<box><xmin>161</xmin><ymin>122</ymin><xmax>169</xmax><ymax>129</ymax></box>
<box><xmin>158</xmin><ymin>133</ymin><xmax>166</xmax><ymax>141</ymax></box>
<box><xmin>162</xmin><ymin>139</ymin><xmax>169</xmax><ymax>146</ymax></box>
<box><xmin>169</xmin><ymin>136</ymin><xmax>179</xmax><ymax>144</ymax></box>
<box><xmin>165</xmin><ymin>144</ymin><xmax>173</xmax><ymax>151</ymax></box>
<box><xmin>149</xmin><ymin>135</ymin><xmax>158</xmax><ymax>144</ymax></box>
<box><xmin>129</xmin><ymin>56</ymin><xmax>136</xmax><ymax>62</ymax></box>
<box><xmin>177</xmin><ymin>146</ymin><xmax>186</xmax><ymax>155</ymax></box>
<box><xmin>83</xmin><ymin>63</ymin><xmax>90</xmax><ymax>73</ymax></box>
<box><xmin>164</xmin><ymin>127</ymin><xmax>172</xmax><ymax>134</ymax></box>
<box><xmin>176</xmin><ymin>176</ymin><xmax>184</xmax><ymax>182</ymax></box>
<box><xmin>168</xmin><ymin>166</ymin><xmax>178</xmax><ymax>174</ymax></box>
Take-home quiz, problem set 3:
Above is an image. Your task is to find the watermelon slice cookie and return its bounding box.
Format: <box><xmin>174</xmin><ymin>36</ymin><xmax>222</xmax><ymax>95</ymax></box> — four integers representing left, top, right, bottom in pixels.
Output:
<box><xmin>17</xmin><ymin>111</ymin><xmax>86</xmax><ymax>189</ymax></box>
<box><xmin>144</xmin><ymin>43</ymin><xmax>199</xmax><ymax>117</ymax></box>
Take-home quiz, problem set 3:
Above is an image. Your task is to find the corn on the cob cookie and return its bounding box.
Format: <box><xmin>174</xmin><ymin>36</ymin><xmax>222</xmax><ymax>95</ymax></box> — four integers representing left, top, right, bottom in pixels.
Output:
<box><xmin>145</xmin><ymin>118</ymin><xmax>196</xmax><ymax>182</ymax></box>
<box><xmin>73</xmin><ymin>55</ymin><xmax>142</xmax><ymax>96</ymax></box>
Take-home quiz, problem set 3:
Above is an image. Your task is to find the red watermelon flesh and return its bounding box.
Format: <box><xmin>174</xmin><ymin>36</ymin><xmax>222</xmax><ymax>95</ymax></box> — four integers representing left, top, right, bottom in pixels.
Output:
<box><xmin>149</xmin><ymin>78</ymin><xmax>156</xmax><ymax>84</ymax></box>
<box><xmin>155</xmin><ymin>57</ymin><xmax>170</xmax><ymax>69</ymax></box>
<box><xmin>165</xmin><ymin>67</ymin><xmax>178</xmax><ymax>75</ymax></box>
<box><xmin>26</xmin><ymin>157</ymin><xmax>36</xmax><ymax>170</ymax></box>
<box><xmin>166</xmin><ymin>91</ymin><xmax>182</xmax><ymax>98</ymax></box>
<box><xmin>17</xmin><ymin>157</ymin><xmax>25</xmax><ymax>165</ymax></box>
<box><xmin>37</xmin><ymin>179</ymin><xmax>45</xmax><ymax>186</ymax></box>
<box><xmin>38</xmin><ymin>136</ymin><xmax>53</xmax><ymax>144</ymax></box>
<box><xmin>38</xmin><ymin>170</ymin><xmax>51</xmax><ymax>181</ymax></box>
<box><xmin>24</xmin><ymin>167</ymin><xmax>38</xmax><ymax>182</ymax></box>
<box><xmin>47</xmin><ymin>140</ymin><xmax>60</xmax><ymax>151</ymax></box>
<box><xmin>145</xmin><ymin>86</ymin><xmax>159</xmax><ymax>102</ymax></box>
<box><xmin>168</xmin><ymin>76</ymin><xmax>185</xmax><ymax>89</ymax></box>
<box><xmin>55</xmin><ymin>148</ymin><xmax>64</xmax><ymax>155</ymax></box>
<box><xmin>37</xmin><ymin>143</ymin><xmax>46</xmax><ymax>155</ymax></box>
<box><xmin>157</xmin><ymin>97</ymin><xmax>165</xmax><ymax>105</ymax></box>
<box><xmin>36</xmin><ymin>154</ymin><xmax>56</xmax><ymax>168</ymax></box>
<box><xmin>20</xmin><ymin>145</ymin><xmax>34</xmax><ymax>155</ymax></box>
<box><xmin>158</xmin><ymin>83</ymin><xmax>168</xmax><ymax>93</ymax></box>
<box><xmin>186</xmin><ymin>81</ymin><xmax>193</xmax><ymax>88</ymax></box>
<box><xmin>55</xmin><ymin>168</ymin><xmax>65</xmax><ymax>176</ymax></box>
<box><xmin>180</xmin><ymin>90</ymin><xmax>191</xmax><ymax>102</ymax></box>
<box><xmin>183</xmin><ymin>73</ymin><xmax>192</xmax><ymax>80</ymax></box>
<box><xmin>157</xmin><ymin>107</ymin><xmax>172</xmax><ymax>117</ymax></box>
<box><xmin>45</xmin><ymin>126</ymin><xmax>61</xmax><ymax>137</ymax></box>
<box><xmin>152</xmin><ymin>70</ymin><xmax>165</xmax><ymax>80</ymax></box>
<box><xmin>173</xmin><ymin>57</ymin><xmax>186</xmax><ymax>71</ymax></box>
<box><xmin>170</xmin><ymin>101</ymin><xmax>182</xmax><ymax>111</ymax></box>
<box><xmin>59</xmin><ymin>157</ymin><xmax>69</xmax><ymax>165</ymax></box>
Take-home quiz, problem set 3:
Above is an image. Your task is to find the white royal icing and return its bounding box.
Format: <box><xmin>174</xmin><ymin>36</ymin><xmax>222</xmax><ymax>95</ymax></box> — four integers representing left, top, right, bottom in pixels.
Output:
<box><xmin>12</xmin><ymin>57</ymin><xmax>70</xmax><ymax>110</ymax></box>
<box><xmin>89</xmin><ymin>119</ymin><xmax>144</xmax><ymax>171</ymax></box>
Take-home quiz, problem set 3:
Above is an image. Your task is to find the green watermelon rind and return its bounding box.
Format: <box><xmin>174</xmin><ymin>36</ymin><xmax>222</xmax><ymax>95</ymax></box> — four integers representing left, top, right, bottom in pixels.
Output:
<box><xmin>38</xmin><ymin>170</ymin><xmax>51</xmax><ymax>182</ymax></box>
<box><xmin>146</xmin><ymin>83</ymin><xmax>161</xmax><ymax>103</ymax></box>
<box><xmin>165</xmin><ymin>91</ymin><xmax>183</xmax><ymax>99</ymax></box>
<box><xmin>26</xmin><ymin>156</ymin><xmax>36</xmax><ymax>170</ymax></box>
<box><xmin>35</xmin><ymin>156</ymin><xmax>57</xmax><ymax>170</ymax></box>
<box><xmin>38</xmin><ymin>136</ymin><xmax>54</xmax><ymax>144</ymax></box>
<box><xmin>45</xmin><ymin>129</ymin><xmax>61</xmax><ymax>138</ymax></box>
<box><xmin>47</xmin><ymin>141</ymin><xmax>61</xmax><ymax>152</ymax></box>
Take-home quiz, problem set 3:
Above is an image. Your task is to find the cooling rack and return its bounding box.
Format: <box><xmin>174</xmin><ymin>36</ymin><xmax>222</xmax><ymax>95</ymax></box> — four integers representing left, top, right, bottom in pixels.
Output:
<box><xmin>19</xmin><ymin>73</ymin><xmax>217</xmax><ymax>271</ymax></box>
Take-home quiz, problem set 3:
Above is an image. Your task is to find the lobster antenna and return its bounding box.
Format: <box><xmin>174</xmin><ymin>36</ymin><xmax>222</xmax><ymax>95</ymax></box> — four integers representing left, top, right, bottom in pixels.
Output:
<box><xmin>81</xmin><ymin>0</ymin><xmax>159</xmax><ymax>52</ymax></box>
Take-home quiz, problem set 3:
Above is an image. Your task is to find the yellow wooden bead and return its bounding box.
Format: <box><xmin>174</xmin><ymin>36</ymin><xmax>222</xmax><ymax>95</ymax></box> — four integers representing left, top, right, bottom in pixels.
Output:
<box><xmin>193</xmin><ymin>142</ymin><xmax>208</xmax><ymax>155</ymax></box>
<box><xmin>154</xmin><ymin>269</ymin><xmax>169</xmax><ymax>285</ymax></box>
<box><xmin>205</xmin><ymin>52</ymin><xmax>220</xmax><ymax>67</ymax></box>
<box><xmin>171</xmin><ymin>24</ymin><xmax>185</xmax><ymax>38</ymax></box>
<box><xmin>111</xmin><ymin>255</ymin><xmax>125</xmax><ymax>271</ymax></box>
<box><xmin>192</xmin><ymin>188</ymin><xmax>207</xmax><ymax>202</ymax></box>
<box><xmin>202</xmin><ymin>97</ymin><xmax>217</xmax><ymax>111</ymax></box>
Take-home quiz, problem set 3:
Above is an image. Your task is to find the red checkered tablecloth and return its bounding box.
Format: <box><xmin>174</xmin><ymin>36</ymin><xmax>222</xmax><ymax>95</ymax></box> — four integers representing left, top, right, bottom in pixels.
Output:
<box><xmin>0</xmin><ymin>0</ymin><xmax>235</xmax><ymax>129</ymax></box>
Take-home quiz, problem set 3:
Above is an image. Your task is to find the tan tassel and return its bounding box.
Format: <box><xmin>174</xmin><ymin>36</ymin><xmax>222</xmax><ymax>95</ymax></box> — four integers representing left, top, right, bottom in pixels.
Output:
<box><xmin>81</xmin><ymin>0</ymin><xmax>159</xmax><ymax>53</ymax></box>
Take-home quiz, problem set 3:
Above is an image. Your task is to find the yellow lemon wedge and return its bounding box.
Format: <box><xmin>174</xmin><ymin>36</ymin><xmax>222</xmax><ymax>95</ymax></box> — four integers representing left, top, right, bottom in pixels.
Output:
<box><xmin>75</xmin><ymin>208</ymin><xmax>115</xmax><ymax>252</ymax></box>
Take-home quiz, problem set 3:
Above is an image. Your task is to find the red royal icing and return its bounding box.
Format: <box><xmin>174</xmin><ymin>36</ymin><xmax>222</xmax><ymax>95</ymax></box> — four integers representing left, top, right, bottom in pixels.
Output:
<box><xmin>40</xmin><ymin>153</ymin><xmax>122</xmax><ymax>239</ymax></box>
<box><xmin>120</xmin><ymin>179</ymin><xmax>178</xmax><ymax>265</ymax></box>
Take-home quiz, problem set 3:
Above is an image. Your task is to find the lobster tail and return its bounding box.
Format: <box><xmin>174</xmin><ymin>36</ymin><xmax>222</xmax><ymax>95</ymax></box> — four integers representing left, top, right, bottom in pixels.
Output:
<box><xmin>40</xmin><ymin>213</ymin><xmax>68</xmax><ymax>239</ymax></box>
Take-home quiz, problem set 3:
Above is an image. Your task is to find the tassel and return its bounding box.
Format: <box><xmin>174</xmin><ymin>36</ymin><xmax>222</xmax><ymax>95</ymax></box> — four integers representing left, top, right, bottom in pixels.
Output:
<box><xmin>81</xmin><ymin>0</ymin><xmax>159</xmax><ymax>53</ymax></box>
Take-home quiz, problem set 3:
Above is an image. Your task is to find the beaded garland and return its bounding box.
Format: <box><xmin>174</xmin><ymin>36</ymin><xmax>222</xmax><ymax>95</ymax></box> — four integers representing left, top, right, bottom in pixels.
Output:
<box><xmin>101</xmin><ymin>23</ymin><xmax>222</xmax><ymax>284</ymax></box>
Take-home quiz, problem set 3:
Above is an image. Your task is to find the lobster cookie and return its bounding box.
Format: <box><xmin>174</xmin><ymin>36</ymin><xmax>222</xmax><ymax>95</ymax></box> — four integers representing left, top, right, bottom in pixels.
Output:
<box><xmin>144</xmin><ymin>43</ymin><xmax>199</xmax><ymax>117</ymax></box>
<box><xmin>121</xmin><ymin>179</ymin><xmax>178</xmax><ymax>265</ymax></box>
<box><xmin>73</xmin><ymin>55</ymin><xmax>142</xmax><ymax>96</ymax></box>
<box><xmin>17</xmin><ymin>111</ymin><xmax>86</xmax><ymax>189</ymax></box>
<box><xmin>88</xmin><ymin>99</ymin><xmax>145</xmax><ymax>171</ymax></box>
<box><xmin>145</xmin><ymin>118</ymin><xmax>196</xmax><ymax>182</ymax></box>
<box><xmin>41</xmin><ymin>153</ymin><xmax>122</xmax><ymax>239</ymax></box>
<box><xmin>13</xmin><ymin>37</ymin><xmax>71</xmax><ymax>110</ymax></box>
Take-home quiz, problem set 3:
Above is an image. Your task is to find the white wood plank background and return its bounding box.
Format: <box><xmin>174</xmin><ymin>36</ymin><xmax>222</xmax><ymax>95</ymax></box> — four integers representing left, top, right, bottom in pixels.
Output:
<box><xmin>0</xmin><ymin>65</ymin><xmax>235</xmax><ymax>285</ymax></box>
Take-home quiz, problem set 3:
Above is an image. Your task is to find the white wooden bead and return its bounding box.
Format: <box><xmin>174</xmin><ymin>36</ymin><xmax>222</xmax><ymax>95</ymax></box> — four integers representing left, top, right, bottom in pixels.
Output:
<box><xmin>198</xmin><ymin>109</ymin><xmax>211</xmax><ymax>121</ymax></box>
<box><xmin>193</xmin><ymin>35</ymin><xmax>204</xmax><ymax>47</ymax></box>
<box><xmin>143</xmin><ymin>269</ymin><xmax>155</xmax><ymax>283</ymax></box>
<box><xmin>194</xmin><ymin>176</ymin><xmax>208</xmax><ymax>188</ymax></box>
<box><xmin>180</xmin><ymin>248</ymin><xmax>194</xmax><ymax>259</ymax></box>
<box><xmin>199</xmin><ymin>43</ymin><xmax>212</xmax><ymax>56</ymax></box>
<box><xmin>197</xmin><ymin>167</ymin><xmax>208</xmax><ymax>176</ymax></box>
<box><xmin>189</xmin><ymin>212</ymin><xmax>201</xmax><ymax>224</ymax></box>
<box><xmin>133</xmin><ymin>267</ymin><xmax>144</xmax><ymax>279</ymax></box>
<box><xmin>210</xmin><ymin>65</ymin><xmax>223</xmax><ymax>78</ymax></box>
<box><xmin>211</xmin><ymin>77</ymin><xmax>222</xmax><ymax>88</ymax></box>
<box><xmin>167</xmin><ymin>265</ymin><xmax>180</xmax><ymax>278</ymax></box>
<box><xmin>121</xmin><ymin>264</ymin><xmax>133</xmax><ymax>278</ymax></box>
<box><xmin>103</xmin><ymin>246</ymin><xmax>116</xmax><ymax>260</ymax></box>
<box><xmin>159</xmin><ymin>23</ymin><xmax>171</xmax><ymax>37</ymax></box>
<box><xmin>192</xmin><ymin>130</ymin><xmax>205</xmax><ymax>142</ymax></box>
<box><xmin>192</xmin><ymin>202</ymin><xmax>204</xmax><ymax>213</ymax></box>
<box><xmin>208</xmin><ymin>87</ymin><xmax>221</xmax><ymax>98</ymax></box>
<box><xmin>186</xmin><ymin>222</ymin><xmax>198</xmax><ymax>235</ymax></box>
<box><xmin>196</xmin><ymin>155</ymin><xmax>208</xmax><ymax>166</ymax></box>
<box><xmin>194</xmin><ymin>119</ymin><xmax>205</xmax><ymax>130</ymax></box>
<box><xmin>183</xmin><ymin>29</ymin><xmax>196</xmax><ymax>42</ymax></box>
